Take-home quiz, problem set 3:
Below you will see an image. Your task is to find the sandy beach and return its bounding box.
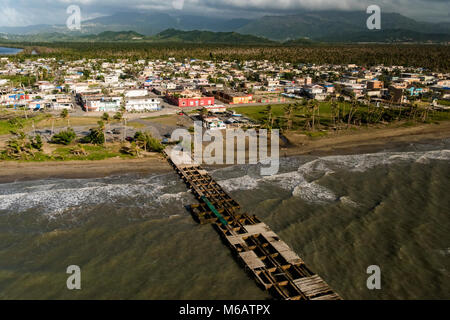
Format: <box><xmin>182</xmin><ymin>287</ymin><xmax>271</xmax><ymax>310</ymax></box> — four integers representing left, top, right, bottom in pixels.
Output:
<box><xmin>283</xmin><ymin>121</ymin><xmax>450</xmax><ymax>156</ymax></box>
<box><xmin>0</xmin><ymin>156</ymin><xmax>170</xmax><ymax>183</ymax></box>
<box><xmin>1</xmin><ymin>121</ymin><xmax>450</xmax><ymax>183</ymax></box>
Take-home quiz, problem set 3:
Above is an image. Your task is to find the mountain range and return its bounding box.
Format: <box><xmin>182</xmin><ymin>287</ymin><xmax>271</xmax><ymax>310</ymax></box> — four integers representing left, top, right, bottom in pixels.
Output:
<box><xmin>0</xmin><ymin>30</ymin><xmax>277</xmax><ymax>45</ymax></box>
<box><xmin>0</xmin><ymin>11</ymin><xmax>449</xmax><ymax>43</ymax></box>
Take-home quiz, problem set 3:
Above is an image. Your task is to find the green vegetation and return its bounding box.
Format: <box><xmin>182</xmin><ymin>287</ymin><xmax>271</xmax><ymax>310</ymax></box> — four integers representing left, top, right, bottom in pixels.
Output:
<box><xmin>321</xmin><ymin>29</ymin><xmax>450</xmax><ymax>43</ymax></box>
<box><xmin>3</xmin><ymin>42</ymin><xmax>449</xmax><ymax>72</ymax></box>
<box><xmin>0</xmin><ymin>75</ymin><xmax>37</xmax><ymax>87</ymax></box>
<box><xmin>236</xmin><ymin>11</ymin><xmax>450</xmax><ymax>42</ymax></box>
<box><xmin>0</xmin><ymin>131</ymin><xmax>44</xmax><ymax>160</ymax></box>
<box><xmin>120</xmin><ymin>131</ymin><xmax>164</xmax><ymax>156</ymax></box>
<box><xmin>50</xmin><ymin>128</ymin><xmax>77</xmax><ymax>145</ymax></box>
<box><xmin>53</xmin><ymin>145</ymin><xmax>132</xmax><ymax>161</ymax></box>
<box><xmin>152</xmin><ymin>29</ymin><xmax>275</xmax><ymax>45</ymax></box>
<box><xmin>101</xmin><ymin>112</ymin><xmax>110</xmax><ymax>122</ymax></box>
<box><xmin>133</xmin><ymin>131</ymin><xmax>164</xmax><ymax>153</ymax></box>
<box><xmin>81</xmin><ymin>31</ymin><xmax>145</xmax><ymax>41</ymax></box>
<box><xmin>233</xmin><ymin>101</ymin><xmax>450</xmax><ymax>134</ymax></box>
<box><xmin>0</xmin><ymin>114</ymin><xmax>166</xmax><ymax>162</ymax></box>
<box><xmin>0</xmin><ymin>112</ymin><xmax>50</xmax><ymax>135</ymax></box>
<box><xmin>113</xmin><ymin>112</ymin><xmax>123</xmax><ymax>121</ymax></box>
<box><xmin>81</xmin><ymin>126</ymin><xmax>105</xmax><ymax>145</ymax></box>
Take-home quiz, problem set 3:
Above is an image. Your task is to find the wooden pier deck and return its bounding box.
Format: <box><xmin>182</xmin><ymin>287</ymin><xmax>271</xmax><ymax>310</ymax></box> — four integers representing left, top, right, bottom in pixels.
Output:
<box><xmin>164</xmin><ymin>150</ymin><xmax>341</xmax><ymax>300</ymax></box>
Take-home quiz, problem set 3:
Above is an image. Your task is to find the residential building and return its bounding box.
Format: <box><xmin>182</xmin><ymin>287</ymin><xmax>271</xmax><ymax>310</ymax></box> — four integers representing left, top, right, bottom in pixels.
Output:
<box><xmin>85</xmin><ymin>97</ymin><xmax>121</xmax><ymax>112</ymax></box>
<box><xmin>125</xmin><ymin>97</ymin><xmax>161</xmax><ymax>112</ymax></box>
<box><xmin>166</xmin><ymin>90</ymin><xmax>215</xmax><ymax>108</ymax></box>
<box><xmin>216</xmin><ymin>91</ymin><xmax>253</xmax><ymax>105</ymax></box>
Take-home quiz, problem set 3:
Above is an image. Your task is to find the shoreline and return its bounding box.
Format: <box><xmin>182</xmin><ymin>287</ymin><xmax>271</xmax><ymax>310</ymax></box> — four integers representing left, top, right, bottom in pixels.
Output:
<box><xmin>282</xmin><ymin>121</ymin><xmax>450</xmax><ymax>157</ymax></box>
<box><xmin>0</xmin><ymin>157</ymin><xmax>170</xmax><ymax>183</ymax></box>
<box><xmin>1</xmin><ymin>122</ymin><xmax>450</xmax><ymax>183</ymax></box>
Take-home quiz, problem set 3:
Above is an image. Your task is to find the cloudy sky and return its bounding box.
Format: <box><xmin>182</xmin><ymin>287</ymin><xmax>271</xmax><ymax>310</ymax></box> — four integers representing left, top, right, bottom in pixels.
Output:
<box><xmin>0</xmin><ymin>0</ymin><xmax>449</xmax><ymax>26</ymax></box>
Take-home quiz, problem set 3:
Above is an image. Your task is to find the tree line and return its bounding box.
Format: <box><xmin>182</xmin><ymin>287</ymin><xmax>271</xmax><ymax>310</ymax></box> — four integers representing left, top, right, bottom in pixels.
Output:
<box><xmin>3</xmin><ymin>42</ymin><xmax>449</xmax><ymax>72</ymax></box>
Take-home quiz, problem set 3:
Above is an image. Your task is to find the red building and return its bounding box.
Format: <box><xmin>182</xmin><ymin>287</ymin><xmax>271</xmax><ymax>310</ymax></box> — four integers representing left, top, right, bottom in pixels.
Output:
<box><xmin>166</xmin><ymin>90</ymin><xmax>215</xmax><ymax>108</ymax></box>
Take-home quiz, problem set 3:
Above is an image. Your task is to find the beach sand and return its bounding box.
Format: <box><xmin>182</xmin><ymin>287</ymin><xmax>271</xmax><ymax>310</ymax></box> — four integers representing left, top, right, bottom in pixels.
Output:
<box><xmin>0</xmin><ymin>156</ymin><xmax>170</xmax><ymax>183</ymax></box>
<box><xmin>1</xmin><ymin>121</ymin><xmax>450</xmax><ymax>183</ymax></box>
<box><xmin>282</xmin><ymin>121</ymin><xmax>450</xmax><ymax>157</ymax></box>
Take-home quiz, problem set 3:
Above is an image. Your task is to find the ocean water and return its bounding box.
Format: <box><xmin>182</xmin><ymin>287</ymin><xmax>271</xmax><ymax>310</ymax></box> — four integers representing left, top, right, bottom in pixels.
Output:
<box><xmin>0</xmin><ymin>140</ymin><xmax>449</xmax><ymax>300</ymax></box>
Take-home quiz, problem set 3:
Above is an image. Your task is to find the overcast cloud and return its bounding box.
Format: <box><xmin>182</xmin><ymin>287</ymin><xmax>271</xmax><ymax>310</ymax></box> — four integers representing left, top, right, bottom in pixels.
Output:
<box><xmin>0</xmin><ymin>0</ymin><xmax>449</xmax><ymax>27</ymax></box>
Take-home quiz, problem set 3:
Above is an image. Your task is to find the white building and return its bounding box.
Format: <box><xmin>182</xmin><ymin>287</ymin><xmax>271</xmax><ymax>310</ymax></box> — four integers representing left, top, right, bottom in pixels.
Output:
<box><xmin>125</xmin><ymin>97</ymin><xmax>161</xmax><ymax>112</ymax></box>
<box><xmin>303</xmin><ymin>85</ymin><xmax>327</xmax><ymax>100</ymax></box>
<box><xmin>86</xmin><ymin>97</ymin><xmax>121</xmax><ymax>112</ymax></box>
<box><xmin>52</xmin><ymin>102</ymin><xmax>73</xmax><ymax>110</ymax></box>
<box><xmin>124</xmin><ymin>89</ymin><xmax>148</xmax><ymax>97</ymax></box>
<box><xmin>204</xmin><ymin>105</ymin><xmax>227</xmax><ymax>113</ymax></box>
<box><xmin>203</xmin><ymin>117</ymin><xmax>226</xmax><ymax>130</ymax></box>
<box><xmin>38</xmin><ymin>81</ymin><xmax>56</xmax><ymax>92</ymax></box>
<box><xmin>104</xmin><ymin>74</ymin><xmax>119</xmax><ymax>84</ymax></box>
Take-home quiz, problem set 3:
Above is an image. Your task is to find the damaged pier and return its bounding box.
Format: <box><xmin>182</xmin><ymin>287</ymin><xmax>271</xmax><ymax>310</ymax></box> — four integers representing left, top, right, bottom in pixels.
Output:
<box><xmin>164</xmin><ymin>150</ymin><xmax>341</xmax><ymax>300</ymax></box>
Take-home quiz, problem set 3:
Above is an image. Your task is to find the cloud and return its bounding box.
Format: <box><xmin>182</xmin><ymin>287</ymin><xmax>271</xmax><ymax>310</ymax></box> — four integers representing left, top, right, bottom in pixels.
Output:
<box><xmin>0</xmin><ymin>3</ymin><xmax>28</xmax><ymax>26</ymax></box>
<box><xmin>0</xmin><ymin>0</ymin><xmax>449</xmax><ymax>26</ymax></box>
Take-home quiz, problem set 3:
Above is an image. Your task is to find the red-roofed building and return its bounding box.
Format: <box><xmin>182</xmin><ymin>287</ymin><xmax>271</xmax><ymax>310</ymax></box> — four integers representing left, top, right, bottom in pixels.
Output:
<box><xmin>166</xmin><ymin>90</ymin><xmax>215</xmax><ymax>108</ymax></box>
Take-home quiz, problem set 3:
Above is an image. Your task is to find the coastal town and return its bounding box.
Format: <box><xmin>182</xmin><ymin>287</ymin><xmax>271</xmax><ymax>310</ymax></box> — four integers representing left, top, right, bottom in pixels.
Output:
<box><xmin>0</xmin><ymin>55</ymin><xmax>449</xmax><ymax>160</ymax></box>
<box><xmin>1</xmin><ymin>0</ymin><xmax>450</xmax><ymax>305</ymax></box>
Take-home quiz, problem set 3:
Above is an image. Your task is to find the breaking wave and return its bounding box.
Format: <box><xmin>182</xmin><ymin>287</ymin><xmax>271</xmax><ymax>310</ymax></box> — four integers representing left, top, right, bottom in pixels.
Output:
<box><xmin>0</xmin><ymin>174</ymin><xmax>191</xmax><ymax>216</ymax></box>
<box><xmin>0</xmin><ymin>149</ymin><xmax>448</xmax><ymax>215</ymax></box>
<box><xmin>216</xmin><ymin>149</ymin><xmax>450</xmax><ymax>204</ymax></box>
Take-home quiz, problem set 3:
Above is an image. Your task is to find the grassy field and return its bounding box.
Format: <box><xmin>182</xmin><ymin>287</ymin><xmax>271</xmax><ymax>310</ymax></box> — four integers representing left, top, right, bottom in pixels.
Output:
<box><xmin>232</xmin><ymin>102</ymin><xmax>333</xmax><ymax>120</ymax></box>
<box><xmin>1</xmin><ymin>143</ymin><xmax>134</xmax><ymax>162</ymax></box>
<box><xmin>0</xmin><ymin>112</ymin><xmax>51</xmax><ymax>135</ymax></box>
<box><xmin>232</xmin><ymin>102</ymin><xmax>345</xmax><ymax>130</ymax></box>
<box><xmin>52</xmin><ymin>144</ymin><xmax>132</xmax><ymax>161</ymax></box>
<box><xmin>35</xmin><ymin>116</ymin><xmax>102</xmax><ymax>129</ymax></box>
<box><xmin>127</xmin><ymin>121</ymin><xmax>147</xmax><ymax>129</ymax></box>
<box><xmin>0</xmin><ymin>114</ymin><xmax>105</xmax><ymax>135</ymax></box>
<box><xmin>232</xmin><ymin>102</ymin><xmax>450</xmax><ymax>132</ymax></box>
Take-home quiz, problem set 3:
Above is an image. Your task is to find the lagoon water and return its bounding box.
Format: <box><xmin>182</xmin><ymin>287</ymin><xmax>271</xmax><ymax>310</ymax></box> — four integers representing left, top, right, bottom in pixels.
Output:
<box><xmin>0</xmin><ymin>47</ymin><xmax>23</xmax><ymax>55</ymax></box>
<box><xmin>0</xmin><ymin>139</ymin><xmax>449</xmax><ymax>300</ymax></box>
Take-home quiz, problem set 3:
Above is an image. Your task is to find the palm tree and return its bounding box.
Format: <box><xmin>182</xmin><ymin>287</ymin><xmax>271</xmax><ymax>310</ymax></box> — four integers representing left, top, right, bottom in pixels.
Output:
<box><xmin>102</xmin><ymin>112</ymin><xmax>110</xmax><ymax>122</ymax></box>
<box><xmin>313</xmin><ymin>100</ymin><xmax>321</xmax><ymax>130</ymax></box>
<box><xmin>200</xmin><ymin>107</ymin><xmax>209</xmax><ymax>119</ymax></box>
<box><xmin>305</xmin><ymin>100</ymin><xmax>319</xmax><ymax>132</ymax></box>
<box><xmin>120</xmin><ymin>93</ymin><xmax>127</xmax><ymax>114</ymax></box>
<box><xmin>330</xmin><ymin>100</ymin><xmax>338</xmax><ymax>130</ymax></box>
<box><xmin>283</xmin><ymin>104</ymin><xmax>294</xmax><ymax>131</ymax></box>
<box><xmin>102</xmin><ymin>112</ymin><xmax>111</xmax><ymax>135</ymax></box>
<box><xmin>422</xmin><ymin>103</ymin><xmax>431</xmax><ymax>122</ymax></box>
<box><xmin>347</xmin><ymin>98</ymin><xmax>358</xmax><ymax>128</ymax></box>
<box><xmin>60</xmin><ymin>109</ymin><xmax>70</xmax><ymax>128</ymax></box>
<box><xmin>97</xmin><ymin>120</ymin><xmax>106</xmax><ymax>132</ymax></box>
<box><xmin>114</xmin><ymin>112</ymin><xmax>123</xmax><ymax>121</ymax></box>
<box><xmin>264</xmin><ymin>105</ymin><xmax>274</xmax><ymax>129</ymax></box>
